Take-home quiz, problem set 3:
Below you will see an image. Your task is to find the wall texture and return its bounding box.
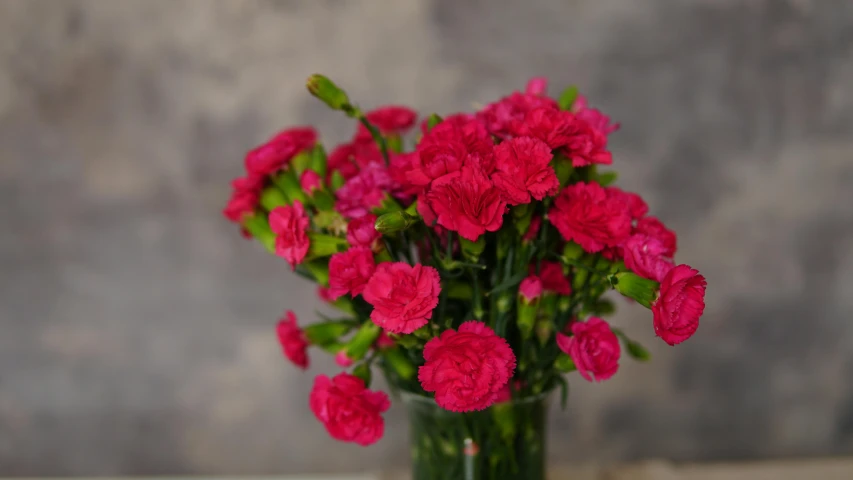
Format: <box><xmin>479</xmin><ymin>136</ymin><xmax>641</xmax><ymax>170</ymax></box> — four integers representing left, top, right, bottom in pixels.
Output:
<box><xmin>1</xmin><ymin>0</ymin><xmax>853</xmax><ymax>475</ymax></box>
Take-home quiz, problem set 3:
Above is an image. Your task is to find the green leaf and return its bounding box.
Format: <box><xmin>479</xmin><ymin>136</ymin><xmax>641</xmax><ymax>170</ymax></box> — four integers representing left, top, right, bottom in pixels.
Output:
<box><xmin>558</xmin><ymin>85</ymin><xmax>579</xmax><ymax>111</ymax></box>
<box><xmin>312</xmin><ymin>189</ymin><xmax>336</xmax><ymax>211</ymax></box>
<box><xmin>271</xmin><ymin>170</ymin><xmax>308</xmax><ymax>205</ymax></box>
<box><xmin>487</xmin><ymin>271</ymin><xmax>527</xmax><ymax>296</ymax></box>
<box><xmin>382</xmin><ymin>347</ymin><xmax>416</xmax><ymax>380</ymax></box>
<box><xmin>330</xmin><ymin>170</ymin><xmax>346</xmax><ymax>192</ymax></box>
<box><xmin>290</xmin><ymin>151</ymin><xmax>312</xmax><ymax>177</ymax></box>
<box><xmin>596</xmin><ymin>170</ymin><xmax>618</xmax><ymax>186</ymax></box>
<box><xmin>310</xmin><ymin>144</ymin><xmax>328</xmax><ymax>179</ymax></box>
<box><xmin>426</xmin><ymin>113</ymin><xmax>443</xmax><ymax>131</ymax></box>
<box><xmin>303</xmin><ymin>320</ymin><xmax>355</xmax><ymax>345</ymax></box>
<box><xmin>241</xmin><ymin>212</ymin><xmax>275</xmax><ymax>253</ymax></box>
<box><xmin>352</xmin><ymin>363</ymin><xmax>372</xmax><ymax>386</ymax></box>
<box><xmin>555</xmin><ymin>354</ymin><xmax>577</xmax><ymax>373</ymax></box>
<box><xmin>627</xmin><ymin>341</ymin><xmax>651</xmax><ymax>361</ymax></box>
<box><xmin>345</xmin><ymin>322</ymin><xmax>381</xmax><ymax>361</ymax></box>
<box><xmin>303</xmin><ymin>259</ymin><xmax>330</xmax><ymax>286</ymax></box>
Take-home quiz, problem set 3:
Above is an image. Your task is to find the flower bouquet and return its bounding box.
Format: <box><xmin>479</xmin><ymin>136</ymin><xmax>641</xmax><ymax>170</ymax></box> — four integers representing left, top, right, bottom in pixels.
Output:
<box><xmin>223</xmin><ymin>75</ymin><xmax>707</xmax><ymax>480</ymax></box>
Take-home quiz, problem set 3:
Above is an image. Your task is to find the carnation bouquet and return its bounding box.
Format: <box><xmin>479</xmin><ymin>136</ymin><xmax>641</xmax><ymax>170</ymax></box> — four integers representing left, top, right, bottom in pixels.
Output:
<box><xmin>223</xmin><ymin>75</ymin><xmax>707</xmax><ymax>480</ymax></box>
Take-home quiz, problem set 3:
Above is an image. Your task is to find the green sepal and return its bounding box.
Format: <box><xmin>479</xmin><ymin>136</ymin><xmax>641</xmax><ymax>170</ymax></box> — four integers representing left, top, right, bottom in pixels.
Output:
<box><xmin>375</xmin><ymin>210</ymin><xmax>419</xmax><ymax>234</ymax></box>
<box><xmin>306</xmin><ymin>232</ymin><xmax>349</xmax><ymax>259</ymax></box>
<box><xmin>596</xmin><ymin>170</ymin><xmax>618</xmax><ymax>186</ymax></box>
<box><xmin>303</xmin><ymin>259</ymin><xmax>330</xmax><ymax>286</ymax></box>
<box><xmin>611</xmin><ymin>272</ymin><xmax>659</xmax><ymax>309</ymax></box>
<box><xmin>241</xmin><ymin>212</ymin><xmax>276</xmax><ymax>253</ymax></box>
<box><xmin>517</xmin><ymin>301</ymin><xmax>538</xmax><ymax>340</ymax></box>
<box><xmin>553</xmin><ymin>154</ymin><xmax>574</xmax><ymax>187</ymax></box>
<box><xmin>290</xmin><ymin>151</ymin><xmax>312</xmax><ymax>177</ymax></box>
<box><xmin>460</xmin><ymin>236</ymin><xmax>486</xmax><ymax>261</ymax></box>
<box><xmin>271</xmin><ymin>170</ymin><xmax>308</xmax><ymax>205</ymax></box>
<box><xmin>313</xmin><ymin>210</ymin><xmax>345</xmax><ymax>230</ymax></box>
<box><xmin>426</xmin><ymin>113</ymin><xmax>443</xmax><ymax>131</ymax></box>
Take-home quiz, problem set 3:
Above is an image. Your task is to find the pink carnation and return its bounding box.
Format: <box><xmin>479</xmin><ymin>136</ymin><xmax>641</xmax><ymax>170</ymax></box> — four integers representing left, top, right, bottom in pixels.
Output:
<box><xmin>328</xmin><ymin>140</ymin><xmax>383</xmax><ymax>180</ymax></box>
<box><xmin>244</xmin><ymin>127</ymin><xmax>317</xmax><ymax>176</ymax></box>
<box><xmin>276</xmin><ymin>310</ymin><xmax>309</xmax><ymax>369</ymax></box>
<box><xmin>363</xmin><ymin>262</ymin><xmax>441</xmax><ymax>334</ymax></box>
<box><xmin>328</xmin><ymin>247</ymin><xmax>376</xmax><ymax>299</ymax></box>
<box><xmin>652</xmin><ymin>265</ymin><xmax>707</xmax><ymax>345</ymax></box>
<box><xmin>635</xmin><ymin>216</ymin><xmax>678</xmax><ymax>257</ymax></box>
<box><xmin>222</xmin><ymin>189</ymin><xmax>259</xmax><ymax>223</ymax></box>
<box><xmin>419</xmin><ymin>321</ymin><xmax>516</xmax><ymax>412</ymax></box>
<box><xmin>408</xmin><ymin>118</ymin><xmax>493</xmax><ymax>188</ymax></box>
<box><xmin>525</xmin><ymin>77</ymin><xmax>549</xmax><ymax>96</ymax></box>
<box><xmin>518</xmin><ymin>108</ymin><xmax>580</xmax><ymax>150</ymax></box>
<box><xmin>492</xmin><ymin>137</ymin><xmax>559</xmax><ymax>205</ymax></box>
<box><xmin>269</xmin><ymin>201</ymin><xmax>311</xmax><ymax>268</ymax></box>
<box><xmin>424</xmin><ymin>161</ymin><xmax>507</xmax><ymax>241</ymax></box>
<box><xmin>606</xmin><ymin>186</ymin><xmax>649</xmax><ymax>220</ymax></box>
<box><xmin>623</xmin><ymin>234</ymin><xmax>674</xmax><ymax>282</ymax></box>
<box><xmin>335</xmin><ymin>163</ymin><xmax>392</xmax><ymax>219</ymax></box>
<box><xmin>557</xmin><ymin>317</ymin><xmax>620</xmax><ymax>382</ymax></box>
<box><xmin>346</xmin><ymin>214</ymin><xmax>381</xmax><ymax>248</ymax></box>
<box><xmin>335</xmin><ymin>351</ymin><xmax>354</xmax><ymax>368</ymax></box>
<box><xmin>317</xmin><ymin>286</ymin><xmax>335</xmax><ymax>303</ymax></box>
<box><xmin>519</xmin><ymin>275</ymin><xmax>543</xmax><ymax>302</ymax></box>
<box><xmin>548</xmin><ymin>182</ymin><xmax>631</xmax><ymax>253</ymax></box>
<box><xmin>310</xmin><ymin>373</ymin><xmax>390</xmax><ymax>446</ymax></box>
<box><xmin>560</xmin><ymin>119</ymin><xmax>612</xmax><ymax>167</ymax></box>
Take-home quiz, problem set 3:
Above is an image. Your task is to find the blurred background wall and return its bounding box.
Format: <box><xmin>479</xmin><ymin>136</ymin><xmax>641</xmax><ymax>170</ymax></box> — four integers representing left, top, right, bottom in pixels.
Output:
<box><xmin>2</xmin><ymin>0</ymin><xmax>853</xmax><ymax>475</ymax></box>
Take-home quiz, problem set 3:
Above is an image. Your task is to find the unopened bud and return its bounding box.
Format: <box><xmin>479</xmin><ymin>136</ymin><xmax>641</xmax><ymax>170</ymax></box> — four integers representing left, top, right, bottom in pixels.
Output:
<box><xmin>611</xmin><ymin>272</ymin><xmax>659</xmax><ymax>309</ymax></box>
<box><xmin>306</xmin><ymin>74</ymin><xmax>352</xmax><ymax>112</ymax></box>
<box><xmin>374</xmin><ymin>210</ymin><xmax>418</xmax><ymax>234</ymax></box>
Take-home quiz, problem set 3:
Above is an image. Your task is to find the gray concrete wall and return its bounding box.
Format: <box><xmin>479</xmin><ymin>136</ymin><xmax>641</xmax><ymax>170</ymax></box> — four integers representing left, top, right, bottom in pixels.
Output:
<box><xmin>1</xmin><ymin>0</ymin><xmax>852</xmax><ymax>475</ymax></box>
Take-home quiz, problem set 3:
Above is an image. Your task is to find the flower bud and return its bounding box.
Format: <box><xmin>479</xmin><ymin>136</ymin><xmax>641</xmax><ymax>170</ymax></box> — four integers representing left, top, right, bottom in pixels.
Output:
<box><xmin>374</xmin><ymin>210</ymin><xmax>418</xmax><ymax>234</ymax></box>
<box><xmin>241</xmin><ymin>212</ymin><xmax>276</xmax><ymax>253</ymax></box>
<box><xmin>611</xmin><ymin>272</ymin><xmax>659</xmax><ymax>309</ymax></box>
<box><xmin>555</xmin><ymin>353</ymin><xmax>577</xmax><ymax>372</ymax></box>
<box><xmin>306</xmin><ymin>232</ymin><xmax>350</xmax><ymax>259</ymax></box>
<box><xmin>271</xmin><ymin>169</ymin><xmax>308</xmax><ymax>205</ymax></box>
<box><xmin>310</xmin><ymin>144</ymin><xmax>328</xmax><ymax>179</ymax></box>
<box><xmin>335</xmin><ymin>351</ymin><xmax>354</xmax><ymax>367</ymax></box>
<box><xmin>306</xmin><ymin>74</ymin><xmax>353</xmax><ymax>113</ymax></box>
<box><xmin>300</xmin><ymin>170</ymin><xmax>322</xmax><ymax>194</ymax></box>
<box><xmin>461</xmin><ymin>236</ymin><xmax>486</xmax><ymax>261</ymax></box>
<box><xmin>562</xmin><ymin>241</ymin><xmax>584</xmax><ymax>261</ymax></box>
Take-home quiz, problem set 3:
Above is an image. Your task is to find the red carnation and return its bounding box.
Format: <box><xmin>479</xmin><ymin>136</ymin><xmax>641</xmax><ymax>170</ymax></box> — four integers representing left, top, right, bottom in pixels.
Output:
<box><xmin>269</xmin><ymin>201</ymin><xmax>311</xmax><ymax>268</ymax></box>
<box><xmin>635</xmin><ymin>216</ymin><xmax>677</xmax><ymax>257</ymax></box>
<box><xmin>408</xmin><ymin>119</ymin><xmax>493</xmax><ymax>187</ymax></box>
<box><xmin>335</xmin><ymin>163</ymin><xmax>392</xmax><ymax>219</ymax></box>
<box><xmin>222</xmin><ymin>189</ymin><xmax>259</xmax><ymax>223</ymax></box>
<box><xmin>518</xmin><ymin>108</ymin><xmax>579</xmax><ymax>150</ymax></box>
<box><xmin>230</xmin><ymin>174</ymin><xmax>264</xmax><ymax>194</ymax></box>
<box><xmin>573</xmin><ymin>95</ymin><xmax>620</xmax><ymax>136</ymax></box>
<box><xmin>424</xmin><ymin>162</ymin><xmax>507</xmax><ymax>241</ymax></box>
<box><xmin>477</xmin><ymin>91</ymin><xmax>559</xmax><ymax>139</ymax></box>
<box><xmin>244</xmin><ymin>126</ymin><xmax>317</xmax><ymax>176</ymax></box>
<box><xmin>548</xmin><ymin>182</ymin><xmax>631</xmax><ymax>253</ymax></box>
<box><xmin>622</xmin><ymin>234</ymin><xmax>674</xmax><ymax>282</ymax></box>
<box><xmin>419</xmin><ymin>321</ymin><xmax>516</xmax><ymax>412</ymax></box>
<box><xmin>317</xmin><ymin>286</ymin><xmax>335</xmax><ymax>303</ymax></box>
<box><xmin>309</xmin><ymin>373</ymin><xmax>390</xmax><ymax>446</ymax></box>
<box><xmin>556</xmin><ymin>317</ymin><xmax>620</xmax><ymax>382</ymax></box>
<box><xmin>606</xmin><ymin>186</ymin><xmax>649</xmax><ymax>220</ymax></box>
<box><xmin>534</xmin><ymin>261</ymin><xmax>572</xmax><ymax>295</ymax></box>
<box><xmin>492</xmin><ymin>137</ymin><xmax>559</xmax><ymax>205</ymax></box>
<box><xmin>346</xmin><ymin>214</ymin><xmax>381</xmax><ymax>248</ymax></box>
<box><xmin>300</xmin><ymin>170</ymin><xmax>322</xmax><ymax>194</ymax></box>
<box><xmin>276</xmin><ymin>310</ymin><xmax>309</xmax><ymax>369</ymax></box>
<box><xmin>363</xmin><ymin>262</ymin><xmax>441</xmax><ymax>334</ymax></box>
<box><xmin>561</xmin><ymin>120</ymin><xmax>612</xmax><ymax>168</ymax></box>
<box><xmin>355</xmin><ymin>105</ymin><xmax>417</xmax><ymax>141</ymax></box>
<box><xmin>328</xmin><ymin>140</ymin><xmax>383</xmax><ymax>180</ymax></box>
<box><xmin>652</xmin><ymin>265</ymin><xmax>706</xmax><ymax>345</ymax></box>
<box><xmin>328</xmin><ymin>247</ymin><xmax>376</xmax><ymax>299</ymax></box>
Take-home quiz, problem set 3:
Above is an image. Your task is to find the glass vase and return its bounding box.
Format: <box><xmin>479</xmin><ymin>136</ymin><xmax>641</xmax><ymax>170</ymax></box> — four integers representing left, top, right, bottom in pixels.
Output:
<box><xmin>401</xmin><ymin>390</ymin><xmax>553</xmax><ymax>480</ymax></box>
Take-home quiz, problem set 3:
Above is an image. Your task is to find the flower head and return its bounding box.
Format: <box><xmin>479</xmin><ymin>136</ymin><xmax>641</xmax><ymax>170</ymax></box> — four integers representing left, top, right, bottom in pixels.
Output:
<box><xmin>635</xmin><ymin>216</ymin><xmax>677</xmax><ymax>257</ymax></box>
<box><xmin>356</xmin><ymin>105</ymin><xmax>417</xmax><ymax>141</ymax></box>
<box><xmin>606</xmin><ymin>186</ymin><xmax>649</xmax><ymax>220</ymax></box>
<box><xmin>269</xmin><ymin>201</ymin><xmax>311</xmax><ymax>268</ymax></box>
<box><xmin>534</xmin><ymin>261</ymin><xmax>572</xmax><ymax>295</ymax></box>
<box><xmin>492</xmin><ymin>136</ymin><xmax>558</xmax><ymax>205</ymax></box>
<box><xmin>548</xmin><ymin>182</ymin><xmax>631</xmax><ymax>253</ymax></box>
<box><xmin>623</xmin><ymin>234</ymin><xmax>674</xmax><ymax>282</ymax></box>
<box><xmin>652</xmin><ymin>265</ymin><xmax>706</xmax><ymax>345</ymax></box>
<box><xmin>363</xmin><ymin>262</ymin><xmax>441</xmax><ymax>334</ymax></box>
<box><xmin>519</xmin><ymin>275</ymin><xmax>543</xmax><ymax>302</ymax></box>
<box><xmin>573</xmin><ymin>95</ymin><xmax>620</xmax><ymax>136</ymax></box>
<box><xmin>346</xmin><ymin>214</ymin><xmax>381</xmax><ymax>248</ymax></box>
<box><xmin>222</xmin><ymin>189</ymin><xmax>259</xmax><ymax>223</ymax></box>
<box><xmin>328</xmin><ymin>247</ymin><xmax>376</xmax><ymax>299</ymax></box>
<box><xmin>335</xmin><ymin>163</ymin><xmax>393</xmax><ymax>219</ymax></box>
<box><xmin>424</xmin><ymin>161</ymin><xmax>506</xmax><ymax>241</ymax></box>
<box><xmin>310</xmin><ymin>373</ymin><xmax>390</xmax><ymax>446</ymax></box>
<box><xmin>556</xmin><ymin>317</ymin><xmax>620</xmax><ymax>382</ymax></box>
<box><xmin>244</xmin><ymin>127</ymin><xmax>317</xmax><ymax>175</ymax></box>
<box><xmin>277</xmin><ymin>310</ymin><xmax>309</xmax><ymax>369</ymax></box>
<box><xmin>418</xmin><ymin>321</ymin><xmax>516</xmax><ymax>412</ymax></box>
<box><xmin>477</xmin><ymin>91</ymin><xmax>559</xmax><ymax>139</ymax></box>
